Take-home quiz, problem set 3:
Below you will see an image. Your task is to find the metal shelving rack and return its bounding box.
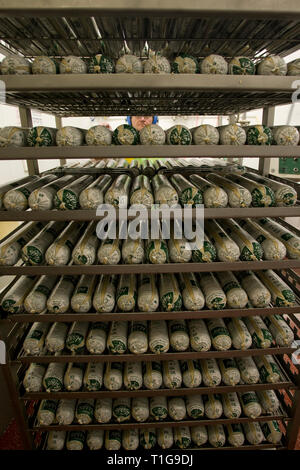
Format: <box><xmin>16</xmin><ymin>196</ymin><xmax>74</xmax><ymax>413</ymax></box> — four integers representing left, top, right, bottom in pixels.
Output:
<box><xmin>0</xmin><ymin>0</ymin><xmax>300</xmax><ymax>452</ymax></box>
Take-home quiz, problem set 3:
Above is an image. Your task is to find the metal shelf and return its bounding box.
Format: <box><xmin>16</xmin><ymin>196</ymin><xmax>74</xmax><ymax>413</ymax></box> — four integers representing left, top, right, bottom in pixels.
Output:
<box><xmin>16</xmin><ymin>346</ymin><xmax>297</xmax><ymax>364</ymax></box>
<box><xmin>21</xmin><ymin>381</ymin><xmax>296</xmax><ymax>400</ymax></box>
<box><xmin>28</xmin><ymin>414</ymin><xmax>290</xmax><ymax>432</ymax></box>
<box><xmin>1</xmin><ymin>145</ymin><xmax>300</xmax><ymax>160</ymax></box>
<box><xmin>1</xmin><ymin>259</ymin><xmax>300</xmax><ymax>276</ymax></box>
<box><xmin>0</xmin><ymin>206</ymin><xmax>299</xmax><ymax>222</ymax></box>
<box><xmin>7</xmin><ymin>305</ymin><xmax>300</xmax><ymax>323</ymax></box>
<box><xmin>2</xmin><ymin>74</ymin><xmax>300</xmax><ymax>116</ymax></box>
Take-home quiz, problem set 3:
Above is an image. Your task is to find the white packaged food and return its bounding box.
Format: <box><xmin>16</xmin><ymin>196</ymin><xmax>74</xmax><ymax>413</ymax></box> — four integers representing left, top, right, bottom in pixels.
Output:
<box><xmin>23</xmin><ymin>363</ymin><xmax>46</xmax><ymax>392</ymax></box>
<box><xmin>104</xmin><ymin>362</ymin><xmax>123</xmax><ymax>390</ymax></box>
<box><xmin>47</xmin><ymin>431</ymin><xmax>66</xmax><ymax>450</ymax></box>
<box><xmin>66</xmin><ymin>322</ymin><xmax>89</xmax><ymax>352</ymax></box>
<box><xmin>132</xmin><ymin>397</ymin><xmax>149</xmax><ymax>422</ymax></box>
<box><xmin>116</xmin><ymin>274</ymin><xmax>137</xmax><ymax>312</ymax></box>
<box><xmin>43</xmin><ymin>361</ymin><xmax>66</xmax><ymax>392</ymax></box>
<box><xmin>93</xmin><ymin>275</ymin><xmax>116</xmax><ymax>313</ymax></box>
<box><xmin>168</xmin><ymin>397</ymin><xmax>186</xmax><ymax>421</ymax></box>
<box><xmin>76</xmin><ymin>399</ymin><xmax>94</xmax><ymax>424</ymax></box>
<box><xmin>205</xmin><ymin>219</ymin><xmax>240</xmax><ymax>262</ymax></box>
<box><xmin>159</xmin><ymin>274</ymin><xmax>183</xmax><ymax>311</ymax></box>
<box><xmin>206</xmin><ymin>318</ymin><xmax>232</xmax><ymax>350</ymax></box>
<box><xmin>186</xmin><ymin>395</ymin><xmax>205</xmax><ymax>419</ymax></box>
<box><xmin>200</xmin><ymin>358</ymin><xmax>222</xmax><ymax>386</ymax></box>
<box><xmin>181</xmin><ymin>360</ymin><xmax>202</xmax><ymax>388</ymax></box>
<box><xmin>113</xmin><ymin>397</ymin><xmax>131</xmax><ymax>423</ymax></box>
<box><xmin>201</xmin><ymin>54</ymin><xmax>228</xmax><ymax>74</ymax></box>
<box><xmin>218</xmin><ymin>124</ymin><xmax>246</xmax><ymax>146</ymax></box>
<box><xmin>23</xmin><ymin>321</ymin><xmax>50</xmax><ymax>355</ymax></box>
<box><xmin>1</xmin><ymin>276</ymin><xmax>37</xmax><ymax>314</ymax></box>
<box><xmin>137</xmin><ymin>274</ymin><xmax>159</xmax><ymax>312</ymax></box>
<box><xmin>257</xmin><ymin>56</ymin><xmax>287</xmax><ymax>75</ymax></box>
<box><xmin>37</xmin><ymin>399</ymin><xmax>58</xmax><ymax>426</ymax></box>
<box><xmin>128</xmin><ymin>321</ymin><xmax>148</xmax><ymax>354</ymax></box>
<box><xmin>222</xmin><ymin>392</ymin><xmax>242</xmax><ymax>419</ymax></box>
<box><xmin>95</xmin><ymin>398</ymin><xmax>112</xmax><ymax>423</ymax></box>
<box><xmin>149</xmin><ymin>320</ymin><xmax>169</xmax><ymax>353</ymax></box>
<box><xmin>204</xmin><ymin>394</ymin><xmax>223</xmax><ymax>419</ymax></box>
<box><xmin>24</xmin><ymin>275</ymin><xmax>58</xmax><ymax>314</ymax></box>
<box><xmin>143</xmin><ymin>361</ymin><xmax>163</xmax><ymax>390</ymax></box>
<box><xmin>56</xmin><ymin>399</ymin><xmax>76</xmax><ymax>425</ymax></box>
<box><xmin>190</xmin><ymin>174</ymin><xmax>228</xmax><ymax>208</ymax></box>
<box><xmin>239</xmin><ymin>391</ymin><xmax>262</xmax><ymax>418</ymax></box>
<box><xmin>87</xmin><ymin>430</ymin><xmax>104</xmax><ymax>450</ymax></box>
<box><xmin>157</xmin><ymin>428</ymin><xmax>174</xmax><ymax>449</ymax></box>
<box><xmin>83</xmin><ymin>363</ymin><xmax>104</xmax><ymax>391</ymax></box>
<box><xmin>72</xmin><ymin>221</ymin><xmax>100</xmax><ymax>265</ymax></box>
<box><xmin>86</xmin><ymin>322</ymin><xmax>108</xmax><ymax>354</ymax></box>
<box><xmin>174</xmin><ymin>427</ymin><xmax>191</xmax><ymax>449</ymax></box>
<box><xmin>225</xmin><ymin>317</ymin><xmax>252</xmax><ymax>350</ymax></box>
<box><xmin>208</xmin><ymin>425</ymin><xmax>226</xmax><ymax>448</ymax></box>
<box><xmin>235</xmin><ymin>356</ymin><xmax>260</xmax><ymax>384</ymax></box>
<box><xmin>71</xmin><ymin>275</ymin><xmax>97</xmax><ymax>312</ymax></box>
<box><xmin>60</xmin><ymin>56</ymin><xmax>87</xmax><ymax>74</ymax></box>
<box><xmin>163</xmin><ymin>360</ymin><xmax>182</xmax><ymax>389</ymax></box>
<box><xmin>191</xmin><ymin>426</ymin><xmax>208</xmax><ymax>447</ymax></box>
<box><xmin>169</xmin><ymin>319</ymin><xmax>189</xmax><ymax>351</ymax></box>
<box><xmin>122</xmin><ymin>430</ymin><xmax>139</xmax><ymax>451</ymax></box>
<box><xmin>124</xmin><ymin>361</ymin><xmax>143</xmax><ymax>390</ymax></box>
<box><xmin>218</xmin><ymin>359</ymin><xmax>241</xmax><ymax>386</ymax></box>
<box><xmin>105</xmin><ymin>431</ymin><xmax>121</xmax><ymax>450</ymax></box>
<box><xmin>64</xmin><ymin>363</ymin><xmax>84</xmax><ymax>391</ymax></box>
<box><xmin>66</xmin><ymin>431</ymin><xmax>86</xmax><ymax>450</ymax></box>
<box><xmin>189</xmin><ymin>319</ymin><xmax>211</xmax><ymax>352</ymax></box>
<box><xmin>150</xmin><ymin>396</ymin><xmax>168</xmax><ymax>421</ymax></box>
<box><xmin>243</xmin><ymin>422</ymin><xmax>264</xmax><ymax>445</ymax></box>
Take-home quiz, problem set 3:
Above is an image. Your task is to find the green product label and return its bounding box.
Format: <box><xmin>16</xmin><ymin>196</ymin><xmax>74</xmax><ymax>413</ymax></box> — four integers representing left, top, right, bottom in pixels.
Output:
<box><xmin>108</xmin><ymin>431</ymin><xmax>121</xmax><ymax>443</ymax></box>
<box><xmin>77</xmin><ymin>286</ymin><xmax>88</xmax><ymax>294</ymax></box>
<box><xmin>30</xmin><ymin>329</ymin><xmax>43</xmax><ymax>340</ymax></box>
<box><xmin>211</xmin><ymin>326</ymin><xmax>230</xmax><ymax>338</ymax></box>
<box><xmin>87</xmin><ymin>379</ymin><xmax>101</xmax><ymax>391</ymax></box>
<box><xmin>62</xmin><ymin>190</ymin><xmax>79</xmax><ymax>210</ymax></box>
<box><xmin>223</xmin><ymin>280</ymin><xmax>240</xmax><ymax>294</ymax></box>
<box><xmin>41</xmin><ymin>400</ymin><xmax>57</xmax><ymax>414</ymax></box>
<box><xmin>26</xmin><ymin>246</ymin><xmax>43</xmax><ymax>264</ymax></box>
<box><xmin>231</xmin><ymin>58</ymin><xmax>255</xmax><ymax>75</ymax></box>
<box><xmin>140</xmin><ymin>432</ymin><xmax>155</xmax><ymax>447</ymax></box>
<box><xmin>114</xmin><ymin>405</ymin><xmax>130</xmax><ymax>418</ymax></box>
<box><xmin>35</xmin><ymin>284</ymin><xmax>51</xmax><ymax>296</ymax></box>
<box><xmin>152</xmin><ymin>406</ymin><xmax>167</xmax><ymax>418</ymax></box>
<box><xmin>44</xmin><ymin>377</ymin><xmax>63</xmax><ymax>392</ymax></box>
<box><xmin>282</xmin><ymin>193</ymin><xmax>296</xmax><ymax>205</ymax></box>
<box><xmin>192</xmin><ymin>242</ymin><xmax>216</xmax><ymax>262</ymax></box>
<box><xmin>66</xmin><ymin>333</ymin><xmax>84</xmax><ymax>347</ymax></box>
<box><xmin>109</xmin><ymin>339</ymin><xmax>126</xmax><ymax>353</ymax></box>
<box><xmin>242</xmin><ymin>392</ymin><xmax>258</xmax><ymax>405</ymax></box>
<box><xmin>77</xmin><ymin>255</ymin><xmax>87</xmax><ymax>264</ymax></box>
<box><xmin>180</xmin><ymin>187</ymin><xmax>203</xmax><ymax>206</ymax></box>
<box><xmin>277</xmin><ymin>289</ymin><xmax>295</xmax><ymax>306</ymax></box>
<box><xmin>2</xmin><ymin>299</ymin><xmax>17</xmax><ymax>313</ymax></box>
<box><xmin>281</xmin><ymin>233</ymin><xmax>294</xmax><ymax>241</ymax></box>
<box><xmin>191</xmin><ymin>408</ymin><xmax>203</xmax><ymax>418</ymax></box>
<box><xmin>77</xmin><ymin>403</ymin><xmax>94</xmax><ymax>419</ymax></box>
<box><xmin>68</xmin><ymin>431</ymin><xmax>85</xmax><ymax>444</ymax></box>
<box><xmin>128</xmin><ymin>380</ymin><xmax>139</xmax><ymax>390</ymax></box>
<box><xmin>169</xmin><ymin>127</ymin><xmax>192</xmax><ymax>145</ymax></box>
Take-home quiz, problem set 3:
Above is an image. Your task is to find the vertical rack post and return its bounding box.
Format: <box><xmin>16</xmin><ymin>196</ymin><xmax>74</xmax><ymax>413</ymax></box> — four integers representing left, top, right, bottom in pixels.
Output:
<box><xmin>259</xmin><ymin>106</ymin><xmax>275</xmax><ymax>176</ymax></box>
<box><xmin>55</xmin><ymin>116</ymin><xmax>67</xmax><ymax>166</ymax></box>
<box><xmin>18</xmin><ymin>106</ymin><xmax>39</xmax><ymax>176</ymax></box>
